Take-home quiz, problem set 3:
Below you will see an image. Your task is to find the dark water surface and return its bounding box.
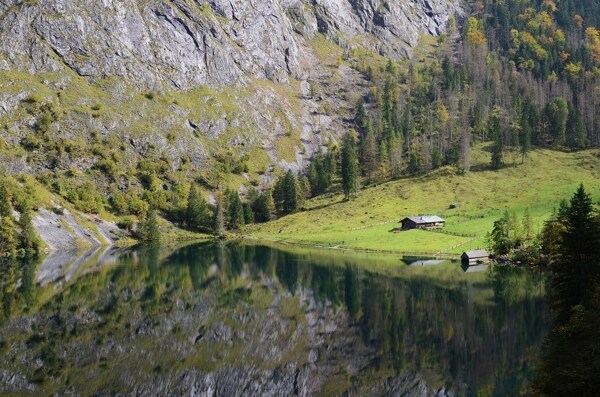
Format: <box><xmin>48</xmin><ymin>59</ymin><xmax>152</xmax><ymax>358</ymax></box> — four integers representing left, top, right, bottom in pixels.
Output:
<box><xmin>0</xmin><ymin>242</ymin><xmax>549</xmax><ymax>396</ymax></box>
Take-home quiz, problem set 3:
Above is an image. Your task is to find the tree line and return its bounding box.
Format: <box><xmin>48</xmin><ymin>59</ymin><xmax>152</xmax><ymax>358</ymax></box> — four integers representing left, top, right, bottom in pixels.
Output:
<box><xmin>531</xmin><ymin>184</ymin><xmax>600</xmax><ymax>396</ymax></box>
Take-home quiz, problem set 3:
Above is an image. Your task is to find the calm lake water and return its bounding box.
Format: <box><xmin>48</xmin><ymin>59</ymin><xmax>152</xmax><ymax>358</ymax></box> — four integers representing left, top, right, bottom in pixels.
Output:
<box><xmin>0</xmin><ymin>242</ymin><xmax>549</xmax><ymax>396</ymax></box>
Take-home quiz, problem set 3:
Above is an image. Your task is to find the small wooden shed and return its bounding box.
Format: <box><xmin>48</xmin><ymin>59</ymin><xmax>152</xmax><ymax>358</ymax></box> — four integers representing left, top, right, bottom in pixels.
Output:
<box><xmin>461</xmin><ymin>250</ymin><xmax>490</xmax><ymax>265</ymax></box>
<box><xmin>400</xmin><ymin>216</ymin><xmax>445</xmax><ymax>230</ymax></box>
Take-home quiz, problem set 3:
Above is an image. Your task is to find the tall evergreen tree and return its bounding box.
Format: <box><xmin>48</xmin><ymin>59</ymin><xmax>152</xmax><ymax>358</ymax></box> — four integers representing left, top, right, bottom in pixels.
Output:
<box><xmin>361</xmin><ymin>119</ymin><xmax>378</xmax><ymax>184</ymax></box>
<box><xmin>0</xmin><ymin>180</ymin><xmax>12</xmax><ymax>219</ymax></box>
<box><xmin>253</xmin><ymin>189</ymin><xmax>275</xmax><ymax>223</ymax></box>
<box><xmin>139</xmin><ymin>207</ymin><xmax>160</xmax><ymax>242</ymax></box>
<box><xmin>549</xmin><ymin>184</ymin><xmax>600</xmax><ymax>324</ymax></box>
<box><xmin>519</xmin><ymin>100</ymin><xmax>533</xmax><ymax>162</ymax></box>
<box><xmin>543</xmin><ymin>98</ymin><xmax>568</xmax><ymax>146</ymax></box>
<box><xmin>341</xmin><ymin>133</ymin><xmax>359</xmax><ymax>200</ymax></box>
<box><xmin>213</xmin><ymin>197</ymin><xmax>225</xmax><ymax>237</ymax></box>
<box><xmin>522</xmin><ymin>207</ymin><xmax>534</xmax><ymax>242</ymax></box>
<box><xmin>0</xmin><ymin>217</ymin><xmax>17</xmax><ymax>258</ymax></box>
<box><xmin>389</xmin><ymin>135</ymin><xmax>403</xmax><ymax>178</ymax></box>
<box><xmin>243</xmin><ymin>202</ymin><xmax>254</xmax><ymax>224</ymax></box>
<box><xmin>566</xmin><ymin>102</ymin><xmax>589</xmax><ymax>150</ymax></box>
<box><xmin>282</xmin><ymin>170</ymin><xmax>299</xmax><ymax>214</ymax></box>
<box><xmin>489</xmin><ymin>113</ymin><xmax>503</xmax><ymax>169</ymax></box>
<box><xmin>225</xmin><ymin>189</ymin><xmax>244</xmax><ymax>229</ymax></box>
<box><xmin>535</xmin><ymin>185</ymin><xmax>600</xmax><ymax>396</ymax></box>
<box><xmin>186</xmin><ymin>185</ymin><xmax>210</xmax><ymax>232</ymax></box>
<box><xmin>355</xmin><ymin>99</ymin><xmax>368</xmax><ymax>129</ymax></box>
<box><xmin>17</xmin><ymin>201</ymin><xmax>40</xmax><ymax>257</ymax></box>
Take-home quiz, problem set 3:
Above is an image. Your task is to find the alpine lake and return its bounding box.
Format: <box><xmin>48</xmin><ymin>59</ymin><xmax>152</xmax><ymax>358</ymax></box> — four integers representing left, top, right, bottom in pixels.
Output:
<box><xmin>0</xmin><ymin>241</ymin><xmax>549</xmax><ymax>396</ymax></box>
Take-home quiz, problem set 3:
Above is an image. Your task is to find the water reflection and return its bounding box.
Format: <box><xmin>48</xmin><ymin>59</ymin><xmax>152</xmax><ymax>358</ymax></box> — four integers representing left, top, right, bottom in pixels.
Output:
<box><xmin>0</xmin><ymin>242</ymin><xmax>548</xmax><ymax>396</ymax></box>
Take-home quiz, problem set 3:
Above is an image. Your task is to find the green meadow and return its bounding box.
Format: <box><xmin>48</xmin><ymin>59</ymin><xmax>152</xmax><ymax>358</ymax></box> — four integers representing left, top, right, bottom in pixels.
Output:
<box><xmin>246</xmin><ymin>146</ymin><xmax>600</xmax><ymax>256</ymax></box>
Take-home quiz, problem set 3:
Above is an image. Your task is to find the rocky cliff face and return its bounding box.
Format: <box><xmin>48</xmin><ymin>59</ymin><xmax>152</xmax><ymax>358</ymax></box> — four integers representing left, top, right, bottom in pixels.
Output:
<box><xmin>1</xmin><ymin>0</ymin><xmax>462</xmax><ymax>89</ymax></box>
<box><xmin>0</xmin><ymin>0</ymin><xmax>463</xmax><ymax>240</ymax></box>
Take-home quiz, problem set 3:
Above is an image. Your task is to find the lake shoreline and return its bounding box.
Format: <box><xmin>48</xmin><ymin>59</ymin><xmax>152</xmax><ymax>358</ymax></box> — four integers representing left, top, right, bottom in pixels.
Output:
<box><xmin>238</xmin><ymin>235</ymin><xmax>463</xmax><ymax>259</ymax></box>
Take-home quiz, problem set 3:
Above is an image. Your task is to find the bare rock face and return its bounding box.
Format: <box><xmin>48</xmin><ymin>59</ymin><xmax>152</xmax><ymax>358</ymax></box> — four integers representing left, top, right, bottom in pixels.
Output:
<box><xmin>0</xmin><ymin>0</ymin><xmax>463</xmax><ymax>89</ymax></box>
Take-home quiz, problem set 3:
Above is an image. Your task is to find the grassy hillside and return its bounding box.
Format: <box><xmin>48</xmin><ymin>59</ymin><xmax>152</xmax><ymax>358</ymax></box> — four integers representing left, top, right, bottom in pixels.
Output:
<box><xmin>246</xmin><ymin>146</ymin><xmax>600</xmax><ymax>255</ymax></box>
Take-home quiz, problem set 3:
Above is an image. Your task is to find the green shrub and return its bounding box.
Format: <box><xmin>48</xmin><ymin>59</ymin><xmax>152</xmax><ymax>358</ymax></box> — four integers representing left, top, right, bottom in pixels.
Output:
<box><xmin>116</xmin><ymin>217</ymin><xmax>134</xmax><ymax>231</ymax></box>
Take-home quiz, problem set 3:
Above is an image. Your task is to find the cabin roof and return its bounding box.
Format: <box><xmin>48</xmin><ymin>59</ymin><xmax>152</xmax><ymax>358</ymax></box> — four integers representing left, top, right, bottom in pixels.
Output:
<box><xmin>461</xmin><ymin>250</ymin><xmax>489</xmax><ymax>259</ymax></box>
<box><xmin>402</xmin><ymin>215</ymin><xmax>445</xmax><ymax>224</ymax></box>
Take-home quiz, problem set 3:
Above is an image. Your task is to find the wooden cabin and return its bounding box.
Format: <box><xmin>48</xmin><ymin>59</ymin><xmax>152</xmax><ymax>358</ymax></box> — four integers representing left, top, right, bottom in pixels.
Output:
<box><xmin>400</xmin><ymin>216</ymin><xmax>445</xmax><ymax>230</ymax></box>
<box><xmin>461</xmin><ymin>250</ymin><xmax>490</xmax><ymax>265</ymax></box>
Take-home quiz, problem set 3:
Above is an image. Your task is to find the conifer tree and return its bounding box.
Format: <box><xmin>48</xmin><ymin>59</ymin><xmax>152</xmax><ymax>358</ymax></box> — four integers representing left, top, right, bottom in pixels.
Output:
<box><xmin>549</xmin><ymin>184</ymin><xmax>600</xmax><ymax>324</ymax></box>
<box><xmin>566</xmin><ymin>102</ymin><xmax>588</xmax><ymax>149</ymax></box>
<box><xmin>226</xmin><ymin>189</ymin><xmax>244</xmax><ymax>229</ymax></box>
<box><xmin>355</xmin><ymin>99</ymin><xmax>368</xmax><ymax>129</ymax></box>
<box><xmin>544</xmin><ymin>98</ymin><xmax>568</xmax><ymax>146</ymax></box>
<box><xmin>282</xmin><ymin>170</ymin><xmax>298</xmax><ymax>214</ymax></box>
<box><xmin>17</xmin><ymin>201</ymin><xmax>40</xmax><ymax>257</ymax></box>
<box><xmin>0</xmin><ymin>180</ymin><xmax>12</xmax><ymax>219</ymax></box>
<box><xmin>341</xmin><ymin>133</ymin><xmax>359</xmax><ymax>200</ymax></box>
<box><xmin>389</xmin><ymin>135</ymin><xmax>403</xmax><ymax>178</ymax></box>
<box><xmin>213</xmin><ymin>198</ymin><xmax>225</xmax><ymax>237</ymax></box>
<box><xmin>361</xmin><ymin>119</ymin><xmax>378</xmax><ymax>184</ymax></box>
<box><xmin>140</xmin><ymin>207</ymin><xmax>160</xmax><ymax>242</ymax></box>
<box><xmin>0</xmin><ymin>217</ymin><xmax>17</xmax><ymax>258</ymax></box>
<box><xmin>186</xmin><ymin>185</ymin><xmax>210</xmax><ymax>232</ymax></box>
<box><xmin>535</xmin><ymin>185</ymin><xmax>600</xmax><ymax>396</ymax></box>
<box><xmin>522</xmin><ymin>207</ymin><xmax>534</xmax><ymax>242</ymax></box>
<box><xmin>243</xmin><ymin>202</ymin><xmax>254</xmax><ymax>224</ymax></box>
<box><xmin>254</xmin><ymin>190</ymin><xmax>275</xmax><ymax>223</ymax></box>
<box><xmin>488</xmin><ymin>113</ymin><xmax>503</xmax><ymax>169</ymax></box>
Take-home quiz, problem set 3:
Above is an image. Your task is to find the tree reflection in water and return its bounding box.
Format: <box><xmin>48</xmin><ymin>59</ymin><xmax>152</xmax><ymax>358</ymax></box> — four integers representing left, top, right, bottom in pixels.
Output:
<box><xmin>0</xmin><ymin>242</ymin><xmax>548</xmax><ymax>396</ymax></box>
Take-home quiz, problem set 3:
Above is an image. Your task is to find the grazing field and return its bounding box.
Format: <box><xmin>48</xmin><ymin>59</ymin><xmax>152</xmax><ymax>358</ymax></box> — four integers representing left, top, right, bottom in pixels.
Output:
<box><xmin>246</xmin><ymin>147</ymin><xmax>600</xmax><ymax>256</ymax></box>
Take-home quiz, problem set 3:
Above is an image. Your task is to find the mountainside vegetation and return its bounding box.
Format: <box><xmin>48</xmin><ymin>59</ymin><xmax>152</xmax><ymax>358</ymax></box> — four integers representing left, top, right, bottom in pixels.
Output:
<box><xmin>1</xmin><ymin>0</ymin><xmax>600</xmax><ymax>251</ymax></box>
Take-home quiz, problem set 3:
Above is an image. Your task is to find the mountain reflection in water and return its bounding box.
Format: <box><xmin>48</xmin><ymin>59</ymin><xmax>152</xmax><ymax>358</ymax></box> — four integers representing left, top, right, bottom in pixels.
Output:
<box><xmin>0</xmin><ymin>242</ymin><xmax>548</xmax><ymax>396</ymax></box>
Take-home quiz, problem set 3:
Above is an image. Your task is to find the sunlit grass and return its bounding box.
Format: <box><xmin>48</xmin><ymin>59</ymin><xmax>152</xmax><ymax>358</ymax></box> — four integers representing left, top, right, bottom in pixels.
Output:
<box><xmin>248</xmin><ymin>146</ymin><xmax>600</xmax><ymax>255</ymax></box>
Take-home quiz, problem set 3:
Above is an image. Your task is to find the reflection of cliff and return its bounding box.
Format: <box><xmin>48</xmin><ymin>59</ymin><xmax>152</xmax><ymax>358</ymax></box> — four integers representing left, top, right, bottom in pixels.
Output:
<box><xmin>0</xmin><ymin>243</ymin><xmax>547</xmax><ymax>396</ymax></box>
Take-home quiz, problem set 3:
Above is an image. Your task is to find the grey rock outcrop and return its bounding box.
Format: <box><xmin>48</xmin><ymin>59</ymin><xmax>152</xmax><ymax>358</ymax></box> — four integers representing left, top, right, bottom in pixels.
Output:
<box><xmin>0</xmin><ymin>0</ymin><xmax>463</xmax><ymax>89</ymax></box>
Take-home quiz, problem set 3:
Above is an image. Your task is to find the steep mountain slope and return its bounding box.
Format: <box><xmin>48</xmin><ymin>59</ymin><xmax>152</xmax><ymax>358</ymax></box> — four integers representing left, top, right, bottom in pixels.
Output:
<box><xmin>0</xmin><ymin>0</ymin><xmax>463</xmax><ymax>179</ymax></box>
<box><xmin>0</xmin><ymin>0</ymin><xmax>464</xmax><ymax>248</ymax></box>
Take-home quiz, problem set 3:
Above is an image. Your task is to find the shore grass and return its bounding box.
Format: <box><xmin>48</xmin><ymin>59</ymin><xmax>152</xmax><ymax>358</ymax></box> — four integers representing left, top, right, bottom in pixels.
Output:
<box><xmin>247</xmin><ymin>146</ymin><xmax>600</xmax><ymax>256</ymax></box>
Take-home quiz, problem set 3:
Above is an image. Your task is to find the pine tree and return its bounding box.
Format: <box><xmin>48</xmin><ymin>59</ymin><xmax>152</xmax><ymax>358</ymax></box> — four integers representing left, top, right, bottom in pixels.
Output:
<box><xmin>534</xmin><ymin>185</ymin><xmax>600</xmax><ymax>396</ymax></box>
<box><xmin>186</xmin><ymin>185</ymin><xmax>210</xmax><ymax>232</ymax></box>
<box><xmin>389</xmin><ymin>135</ymin><xmax>403</xmax><ymax>179</ymax></box>
<box><xmin>544</xmin><ymin>98</ymin><xmax>568</xmax><ymax>146</ymax></box>
<box><xmin>566</xmin><ymin>102</ymin><xmax>589</xmax><ymax>149</ymax></box>
<box><xmin>355</xmin><ymin>99</ymin><xmax>367</xmax><ymax>129</ymax></box>
<box><xmin>549</xmin><ymin>184</ymin><xmax>600</xmax><ymax>324</ymax></box>
<box><xmin>282</xmin><ymin>170</ymin><xmax>298</xmax><ymax>214</ymax></box>
<box><xmin>0</xmin><ymin>217</ymin><xmax>17</xmax><ymax>258</ymax></box>
<box><xmin>139</xmin><ymin>207</ymin><xmax>160</xmax><ymax>242</ymax></box>
<box><xmin>226</xmin><ymin>189</ymin><xmax>244</xmax><ymax>229</ymax></box>
<box><xmin>0</xmin><ymin>180</ymin><xmax>12</xmax><ymax>219</ymax></box>
<box><xmin>488</xmin><ymin>113</ymin><xmax>503</xmax><ymax>169</ymax></box>
<box><xmin>361</xmin><ymin>119</ymin><xmax>378</xmax><ymax>184</ymax></box>
<box><xmin>341</xmin><ymin>133</ymin><xmax>359</xmax><ymax>200</ymax></box>
<box><xmin>522</xmin><ymin>207</ymin><xmax>534</xmax><ymax>242</ymax></box>
<box><xmin>460</xmin><ymin>127</ymin><xmax>471</xmax><ymax>173</ymax></box>
<box><xmin>17</xmin><ymin>201</ymin><xmax>40</xmax><ymax>257</ymax></box>
<box><xmin>519</xmin><ymin>99</ymin><xmax>534</xmax><ymax>162</ymax></box>
<box><xmin>243</xmin><ymin>202</ymin><xmax>254</xmax><ymax>224</ymax></box>
<box><xmin>254</xmin><ymin>190</ymin><xmax>275</xmax><ymax>223</ymax></box>
<box><xmin>488</xmin><ymin>210</ymin><xmax>511</xmax><ymax>255</ymax></box>
<box><xmin>213</xmin><ymin>197</ymin><xmax>225</xmax><ymax>237</ymax></box>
